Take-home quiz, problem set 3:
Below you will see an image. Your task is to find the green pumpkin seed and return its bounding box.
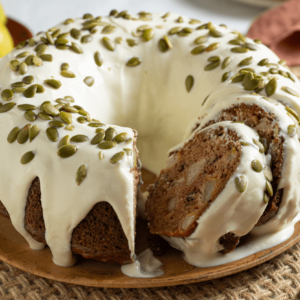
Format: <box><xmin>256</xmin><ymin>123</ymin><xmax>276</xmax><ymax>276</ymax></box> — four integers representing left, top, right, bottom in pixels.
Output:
<box><xmin>205</xmin><ymin>43</ymin><xmax>220</xmax><ymax>52</ymax></box>
<box><xmin>244</xmin><ymin>78</ymin><xmax>260</xmax><ymax>91</ymax></box>
<box><xmin>266</xmin><ymin>181</ymin><xmax>273</xmax><ymax>197</ymax></box>
<box><xmin>221</xmin><ymin>57</ymin><xmax>232</xmax><ymax>69</ymax></box>
<box><xmin>245</xmin><ymin>43</ymin><xmax>258</xmax><ymax>51</ymax></box>
<box><xmin>60</xmin><ymin>111</ymin><xmax>72</xmax><ymax>124</ymax></box>
<box><xmin>279</xmin><ymin>70</ymin><xmax>288</xmax><ymax>78</ymax></box>
<box><xmin>140</xmin><ymin>28</ymin><xmax>154</xmax><ymax>42</ymax></box>
<box><xmin>28</xmin><ymin>38</ymin><xmax>36</xmax><ymax>46</ymax></box>
<box><xmin>18</xmin><ymin>62</ymin><xmax>28</xmax><ymax>75</ymax></box>
<box><xmin>262</xmin><ymin>96</ymin><xmax>278</xmax><ymax>106</ymax></box>
<box><xmin>288</xmin><ymin>124</ymin><xmax>296</xmax><ymax>137</ymax></box>
<box><xmin>162</xmin><ymin>11</ymin><xmax>171</xmax><ymax>18</ymax></box>
<box><xmin>23</xmin><ymin>76</ymin><xmax>34</xmax><ymax>85</ymax></box>
<box><xmin>46</xmin><ymin>127</ymin><xmax>59</xmax><ymax>142</ymax></box>
<box><xmin>208</xmin><ymin>56</ymin><xmax>220</xmax><ymax>62</ymax></box>
<box><xmin>191</xmin><ymin>45</ymin><xmax>206</xmax><ymax>55</ymax></box>
<box><xmin>65</xmin><ymin>96</ymin><xmax>74</xmax><ymax>103</ymax></box>
<box><xmin>90</xmin><ymin>132</ymin><xmax>105</xmax><ymax>145</ymax></box>
<box><xmin>44</xmin><ymin>79</ymin><xmax>61</xmax><ymax>89</ymax></box>
<box><xmin>70</xmin><ymin>28</ymin><xmax>81</xmax><ymax>40</ymax></box>
<box><xmin>36</xmin><ymin>44</ymin><xmax>48</xmax><ymax>56</ymax></box>
<box><xmin>11</xmin><ymin>82</ymin><xmax>26</xmax><ymax>88</ymax></box>
<box><xmin>102</xmin><ymin>25</ymin><xmax>116</xmax><ymax>34</ymax></box>
<box><xmin>239</xmin><ymin>68</ymin><xmax>255</xmax><ymax>74</ymax></box>
<box><xmin>110</xmin><ymin>151</ymin><xmax>125</xmax><ymax>164</ymax></box>
<box><xmin>16</xmin><ymin>51</ymin><xmax>30</xmax><ymax>59</ymax></box>
<box><xmin>1</xmin><ymin>89</ymin><xmax>14</xmax><ymax>101</ymax></box>
<box><xmin>58</xmin><ymin>135</ymin><xmax>70</xmax><ymax>148</ymax></box>
<box><xmin>259</xmin><ymin>138</ymin><xmax>268</xmax><ymax>153</ymax></box>
<box><xmin>29</xmin><ymin>125</ymin><xmax>39</xmax><ymax>142</ymax></box>
<box><xmin>231</xmin><ymin>74</ymin><xmax>245</xmax><ymax>83</ymax></box>
<box><xmin>126</xmin><ymin>39</ymin><xmax>138</xmax><ymax>47</ymax></box>
<box><xmin>287</xmin><ymin>72</ymin><xmax>295</xmax><ymax>82</ymax></box>
<box><xmin>82</xmin><ymin>22</ymin><xmax>98</xmax><ymax>31</ymax></box>
<box><xmin>117</xmin><ymin>10</ymin><xmax>127</xmax><ymax>18</ymax></box>
<box><xmin>7</xmin><ymin>127</ymin><xmax>20</xmax><ymax>143</ymax></box>
<box><xmin>17</xmin><ymin>124</ymin><xmax>31</xmax><ymax>144</ymax></box>
<box><xmin>281</xmin><ymin>86</ymin><xmax>299</xmax><ymax>97</ymax></box>
<box><xmin>33</xmin><ymin>84</ymin><xmax>44</xmax><ymax>94</ymax></box>
<box><xmin>71</xmin><ymin>135</ymin><xmax>89</xmax><ymax>143</ymax></box>
<box><xmin>169</xmin><ymin>27</ymin><xmax>182</xmax><ymax>35</ymax></box>
<box><xmin>65</xmin><ymin>124</ymin><xmax>74</xmax><ymax>131</ymax></box>
<box><xmin>76</xmin><ymin>165</ymin><xmax>87</xmax><ymax>185</ymax></box>
<box><xmin>51</xmin><ymin>29</ymin><xmax>61</xmax><ymax>38</ymax></box>
<box><xmin>231</xmin><ymin>47</ymin><xmax>248</xmax><ymax>53</ymax></box>
<box><xmin>20</xmin><ymin>151</ymin><xmax>35</xmax><ymax>165</ymax></box>
<box><xmin>222</xmin><ymin>72</ymin><xmax>231</xmax><ymax>82</ymax></box>
<box><xmin>49</xmin><ymin>120</ymin><xmax>65</xmax><ymax>128</ymax></box>
<box><xmin>242</xmin><ymin>72</ymin><xmax>254</xmax><ymax>86</ymax></box>
<box><xmin>24</xmin><ymin>55</ymin><xmax>33</xmax><ymax>66</ymax></box>
<box><xmin>57</xmin><ymin>144</ymin><xmax>78</xmax><ymax>158</ymax></box>
<box><xmin>71</xmin><ymin>42</ymin><xmax>83</xmax><ymax>54</ymax></box>
<box><xmin>228</xmin><ymin>39</ymin><xmax>244</xmax><ymax>46</ymax></box>
<box><xmin>269</xmin><ymin>68</ymin><xmax>278</xmax><ymax>74</ymax></box>
<box><xmin>64</xmin><ymin>18</ymin><xmax>74</xmax><ymax>24</ymax></box>
<box><xmin>60</xmin><ymin>70</ymin><xmax>76</xmax><ymax>78</ymax></box>
<box><xmin>45</xmin><ymin>31</ymin><xmax>54</xmax><ymax>45</ymax></box>
<box><xmin>98</xmin><ymin>151</ymin><xmax>104</xmax><ymax>160</ymax></box>
<box><xmin>105</xmin><ymin>127</ymin><xmax>116</xmax><ymax>141</ymax></box>
<box><xmin>263</xmin><ymin>192</ymin><xmax>270</xmax><ymax>203</ymax></box>
<box><xmin>253</xmin><ymin>139</ymin><xmax>265</xmax><ymax>153</ymax></box>
<box><xmin>240</xmin><ymin>141</ymin><xmax>250</xmax><ymax>146</ymax></box>
<box><xmin>263</xmin><ymin>166</ymin><xmax>273</xmax><ymax>182</ymax></box>
<box><xmin>24</xmin><ymin>110</ymin><xmax>37</xmax><ymax>122</ymax></box>
<box><xmin>83</xmin><ymin>13</ymin><xmax>93</xmax><ymax>19</ymax></box>
<box><xmin>61</xmin><ymin>63</ymin><xmax>69</xmax><ymax>71</ymax></box>
<box><xmin>158</xmin><ymin>39</ymin><xmax>168</xmax><ymax>52</ymax></box>
<box><xmin>254</xmin><ymin>39</ymin><xmax>262</xmax><ymax>44</ymax></box>
<box><xmin>251</xmin><ymin>159</ymin><xmax>262</xmax><ymax>172</ymax></box>
<box><xmin>94</xmin><ymin>51</ymin><xmax>103</xmax><ymax>67</ymax></box>
<box><xmin>185</xmin><ymin>75</ymin><xmax>194</xmax><ymax>93</ymax></box>
<box><xmin>83</xmin><ymin>76</ymin><xmax>94</xmax><ymax>87</ymax></box>
<box><xmin>39</xmin><ymin>54</ymin><xmax>53</xmax><ymax>62</ymax></box>
<box><xmin>16</xmin><ymin>40</ymin><xmax>27</xmax><ymax>49</ymax></box>
<box><xmin>278</xmin><ymin>59</ymin><xmax>286</xmax><ymax>66</ymax></box>
<box><xmin>98</xmin><ymin>141</ymin><xmax>117</xmax><ymax>149</ymax></box>
<box><xmin>17</xmin><ymin>104</ymin><xmax>37</xmax><ymax>111</ymax></box>
<box><xmin>238</xmin><ymin>56</ymin><xmax>253</xmax><ymax>67</ymax></box>
<box><xmin>44</xmin><ymin>104</ymin><xmax>60</xmax><ymax>116</ymax></box>
<box><xmin>258</xmin><ymin>58</ymin><xmax>269</xmax><ymax>66</ymax></box>
<box><xmin>115</xmin><ymin>37</ymin><xmax>123</xmax><ymax>44</ymax></box>
<box><xmin>265</xmin><ymin>78</ymin><xmax>277</xmax><ymax>96</ymax></box>
<box><xmin>38</xmin><ymin>112</ymin><xmax>53</xmax><ymax>120</ymax></box>
<box><xmin>286</xmin><ymin>107</ymin><xmax>300</xmax><ymax>122</ymax></box>
<box><xmin>204</xmin><ymin>60</ymin><xmax>220</xmax><ymax>71</ymax></box>
<box><xmin>163</xmin><ymin>35</ymin><xmax>173</xmax><ymax>49</ymax></box>
<box><xmin>194</xmin><ymin>35</ymin><xmax>208</xmax><ymax>45</ymax></box>
<box><xmin>126</xmin><ymin>57</ymin><xmax>142</xmax><ymax>67</ymax></box>
<box><xmin>123</xmin><ymin>148</ymin><xmax>132</xmax><ymax>156</ymax></box>
<box><xmin>64</xmin><ymin>106</ymin><xmax>79</xmax><ymax>113</ymax></box>
<box><xmin>114</xmin><ymin>132</ymin><xmax>128</xmax><ymax>143</ymax></box>
<box><xmin>12</xmin><ymin>87</ymin><xmax>25</xmax><ymax>93</ymax></box>
<box><xmin>57</xmin><ymin>33</ymin><xmax>70</xmax><ymax>40</ymax></box>
<box><xmin>110</xmin><ymin>9</ymin><xmax>118</xmax><ymax>16</ymax></box>
<box><xmin>9</xmin><ymin>60</ymin><xmax>20</xmax><ymax>71</ymax></box>
<box><xmin>125</xmin><ymin>138</ymin><xmax>133</xmax><ymax>144</ymax></box>
<box><xmin>176</xmin><ymin>16</ymin><xmax>184</xmax><ymax>23</ymax></box>
<box><xmin>56</xmin><ymin>44</ymin><xmax>69</xmax><ymax>51</ymax></box>
<box><xmin>23</xmin><ymin>85</ymin><xmax>37</xmax><ymax>98</ymax></box>
<box><xmin>103</xmin><ymin>37</ymin><xmax>115</xmax><ymax>51</ymax></box>
<box><xmin>235</xmin><ymin>175</ymin><xmax>247</xmax><ymax>192</ymax></box>
<box><xmin>209</xmin><ymin>29</ymin><xmax>223</xmax><ymax>38</ymax></box>
<box><xmin>77</xmin><ymin>116</ymin><xmax>87</xmax><ymax>123</ymax></box>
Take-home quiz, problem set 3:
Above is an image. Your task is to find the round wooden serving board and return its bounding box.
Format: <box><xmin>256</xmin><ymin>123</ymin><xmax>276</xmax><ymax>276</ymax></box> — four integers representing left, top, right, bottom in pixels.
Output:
<box><xmin>0</xmin><ymin>168</ymin><xmax>299</xmax><ymax>288</ymax></box>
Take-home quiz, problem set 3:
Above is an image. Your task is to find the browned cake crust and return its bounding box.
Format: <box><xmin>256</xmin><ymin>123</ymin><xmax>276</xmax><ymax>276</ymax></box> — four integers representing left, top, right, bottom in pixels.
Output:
<box><xmin>146</xmin><ymin>126</ymin><xmax>242</xmax><ymax>238</ymax></box>
<box><xmin>0</xmin><ymin>131</ymin><xmax>140</xmax><ymax>265</ymax></box>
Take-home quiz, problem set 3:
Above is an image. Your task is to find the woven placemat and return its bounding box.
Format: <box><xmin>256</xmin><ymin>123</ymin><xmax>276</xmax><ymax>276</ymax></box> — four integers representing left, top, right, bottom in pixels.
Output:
<box><xmin>0</xmin><ymin>240</ymin><xmax>300</xmax><ymax>299</ymax></box>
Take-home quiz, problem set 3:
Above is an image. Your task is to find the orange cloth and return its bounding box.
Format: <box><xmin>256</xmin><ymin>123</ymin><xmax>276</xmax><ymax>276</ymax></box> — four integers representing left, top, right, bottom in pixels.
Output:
<box><xmin>247</xmin><ymin>0</ymin><xmax>300</xmax><ymax>66</ymax></box>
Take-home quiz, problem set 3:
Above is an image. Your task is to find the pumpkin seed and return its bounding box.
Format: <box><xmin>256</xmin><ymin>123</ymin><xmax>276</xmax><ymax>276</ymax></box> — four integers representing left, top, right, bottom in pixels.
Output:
<box><xmin>94</xmin><ymin>51</ymin><xmax>103</xmax><ymax>67</ymax></box>
<box><xmin>220</xmin><ymin>57</ymin><xmax>231</xmax><ymax>70</ymax></box>
<box><xmin>281</xmin><ymin>86</ymin><xmax>299</xmax><ymax>97</ymax></box>
<box><xmin>65</xmin><ymin>124</ymin><xmax>74</xmax><ymax>131</ymax></box>
<box><xmin>222</xmin><ymin>72</ymin><xmax>231</xmax><ymax>82</ymax></box>
<box><xmin>83</xmin><ymin>76</ymin><xmax>94</xmax><ymax>87</ymax></box>
<box><xmin>44</xmin><ymin>79</ymin><xmax>61</xmax><ymax>89</ymax></box>
<box><xmin>110</xmin><ymin>9</ymin><xmax>118</xmax><ymax>16</ymax></box>
<box><xmin>17</xmin><ymin>104</ymin><xmax>37</xmax><ymax>111</ymax></box>
<box><xmin>90</xmin><ymin>132</ymin><xmax>104</xmax><ymax>145</ymax></box>
<box><xmin>105</xmin><ymin>127</ymin><xmax>116</xmax><ymax>141</ymax></box>
<box><xmin>28</xmin><ymin>38</ymin><xmax>36</xmax><ymax>46</ymax></box>
<box><xmin>162</xmin><ymin>12</ymin><xmax>171</xmax><ymax>18</ymax></box>
<box><xmin>58</xmin><ymin>135</ymin><xmax>70</xmax><ymax>148</ymax></box>
<box><xmin>17</xmin><ymin>124</ymin><xmax>31</xmax><ymax>144</ymax></box>
<box><xmin>239</xmin><ymin>68</ymin><xmax>255</xmax><ymax>74</ymax></box>
<box><xmin>140</xmin><ymin>28</ymin><xmax>153</xmax><ymax>41</ymax></box>
<box><xmin>77</xmin><ymin>116</ymin><xmax>87</xmax><ymax>123</ymax></box>
<box><xmin>61</xmin><ymin>63</ymin><xmax>69</xmax><ymax>71</ymax></box>
<box><xmin>158</xmin><ymin>39</ymin><xmax>168</xmax><ymax>52</ymax></box>
<box><xmin>263</xmin><ymin>192</ymin><xmax>270</xmax><ymax>204</ymax></box>
<box><xmin>71</xmin><ymin>135</ymin><xmax>89</xmax><ymax>143</ymax></box>
<box><xmin>266</xmin><ymin>181</ymin><xmax>273</xmax><ymax>197</ymax></box>
<box><xmin>127</xmin><ymin>39</ymin><xmax>138</xmax><ymax>47</ymax></box>
<box><xmin>259</xmin><ymin>138</ymin><xmax>268</xmax><ymax>153</ymax></box>
<box><xmin>39</xmin><ymin>54</ymin><xmax>53</xmax><ymax>62</ymax></box>
<box><xmin>16</xmin><ymin>40</ymin><xmax>27</xmax><ymax>49</ymax></box>
<box><xmin>115</xmin><ymin>37</ymin><xmax>123</xmax><ymax>44</ymax></box>
<box><xmin>11</xmin><ymin>82</ymin><xmax>26</xmax><ymax>88</ymax></box>
<box><xmin>83</xmin><ymin>13</ymin><xmax>93</xmax><ymax>19</ymax></box>
<box><xmin>60</xmin><ymin>70</ymin><xmax>76</xmax><ymax>78</ymax></box>
<box><xmin>269</xmin><ymin>68</ymin><xmax>278</xmax><ymax>74</ymax></box>
<box><xmin>12</xmin><ymin>87</ymin><xmax>25</xmax><ymax>93</ymax></box>
<box><xmin>16</xmin><ymin>51</ymin><xmax>30</xmax><ymax>59</ymax></box>
<box><xmin>18</xmin><ymin>62</ymin><xmax>28</xmax><ymax>75</ymax></box>
<box><xmin>76</xmin><ymin>165</ymin><xmax>87</xmax><ymax>185</ymax></box>
<box><xmin>60</xmin><ymin>111</ymin><xmax>72</xmax><ymax>124</ymax></box>
<box><xmin>125</xmin><ymin>138</ymin><xmax>133</xmax><ymax>144</ymax></box>
<box><xmin>38</xmin><ymin>112</ymin><xmax>53</xmax><ymax>120</ymax></box>
<box><xmin>258</xmin><ymin>58</ymin><xmax>269</xmax><ymax>66</ymax></box>
<box><xmin>206</xmin><ymin>42</ymin><xmax>220</xmax><ymax>52</ymax></box>
<box><xmin>194</xmin><ymin>35</ymin><xmax>208</xmax><ymax>45</ymax></box>
<box><xmin>23</xmin><ymin>76</ymin><xmax>34</xmax><ymax>85</ymax></box>
<box><xmin>209</xmin><ymin>29</ymin><xmax>223</xmax><ymax>38</ymax></box>
<box><xmin>103</xmin><ymin>37</ymin><xmax>115</xmax><ymax>51</ymax></box>
<box><xmin>102</xmin><ymin>25</ymin><xmax>116</xmax><ymax>34</ymax></box>
<box><xmin>36</xmin><ymin>45</ymin><xmax>48</xmax><ymax>56</ymax></box>
<box><xmin>20</xmin><ymin>151</ymin><xmax>35</xmax><ymax>165</ymax></box>
<box><xmin>51</xmin><ymin>29</ymin><xmax>61</xmax><ymax>38</ymax></box>
<box><xmin>251</xmin><ymin>159</ymin><xmax>262</xmax><ymax>172</ymax></box>
<box><xmin>191</xmin><ymin>45</ymin><xmax>206</xmax><ymax>55</ymax></box>
<box><xmin>228</xmin><ymin>39</ymin><xmax>244</xmax><ymax>46</ymax></box>
<box><xmin>70</xmin><ymin>28</ymin><xmax>81</xmax><ymax>40</ymax></box>
<box><xmin>9</xmin><ymin>60</ymin><xmax>20</xmax><ymax>71</ymax></box>
<box><xmin>254</xmin><ymin>39</ymin><xmax>262</xmax><ymax>44</ymax></box>
<box><xmin>71</xmin><ymin>42</ymin><xmax>83</xmax><ymax>54</ymax></box>
<box><xmin>64</xmin><ymin>106</ymin><xmax>79</xmax><ymax>113</ymax></box>
<box><xmin>27</xmin><ymin>125</ymin><xmax>39</xmax><ymax>143</ymax></box>
<box><xmin>266</xmin><ymin>78</ymin><xmax>277</xmax><ymax>96</ymax></box>
<box><xmin>286</xmin><ymin>107</ymin><xmax>300</xmax><ymax>122</ymax></box>
<box><xmin>244</xmin><ymin>78</ymin><xmax>260</xmax><ymax>91</ymax></box>
<box><xmin>57</xmin><ymin>144</ymin><xmax>77</xmax><ymax>158</ymax></box>
<box><xmin>208</xmin><ymin>56</ymin><xmax>220</xmax><ymax>62</ymax></box>
<box><xmin>176</xmin><ymin>16</ymin><xmax>184</xmax><ymax>23</ymax></box>
<box><xmin>185</xmin><ymin>75</ymin><xmax>194</xmax><ymax>92</ymax></box>
<box><xmin>123</xmin><ymin>148</ymin><xmax>132</xmax><ymax>156</ymax></box>
<box><xmin>7</xmin><ymin>127</ymin><xmax>20</xmax><ymax>143</ymax></box>
<box><xmin>169</xmin><ymin>27</ymin><xmax>182</xmax><ymax>35</ymax></box>
<box><xmin>117</xmin><ymin>10</ymin><xmax>127</xmax><ymax>18</ymax></box>
<box><xmin>64</xmin><ymin>18</ymin><xmax>74</xmax><ymax>24</ymax></box>
<box><xmin>288</xmin><ymin>124</ymin><xmax>296</xmax><ymax>137</ymax></box>
<box><xmin>110</xmin><ymin>151</ymin><xmax>125</xmax><ymax>164</ymax></box>
<box><xmin>1</xmin><ymin>89</ymin><xmax>14</xmax><ymax>101</ymax></box>
<box><xmin>23</xmin><ymin>85</ymin><xmax>37</xmax><ymax>98</ymax></box>
<box><xmin>25</xmin><ymin>110</ymin><xmax>37</xmax><ymax>122</ymax></box>
<box><xmin>46</xmin><ymin>127</ymin><xmax>59</xmax><ymax>142</ymax></box>
<box><xmin>204</xmin><ymin>60</ymin><xmax>220</xmax><ymax>71</ymax></box>
<box><xmin>164</xmin><ymin>35</ymin><xmax>173</xmax><ymax>49</ymax></box>
<box><xmin>279</xmin><ymin>70</ymin><xmax>288</xmax><ymax>78</ymax></box>
<box><xmin>55</xmin><ymin>103</ymin><xmax>64</xmax><ymax>110</ymax></box>
<box><xmin>263</xmin><ymin>165</ymin><xmax>273</xmax><ymax>182</ymax></box>
<box><xmin>44</xmin><ymin>31</ymin><xmax>54</xmax><ymax>45</ymax></box>
<box><xmin>126</xmin><ymin>57</ymin><xmax>142</xmax><ymax>67</ymax></box>
<box><xmin>34</xmin><ymin>84</ymin><xmax>45</xmax><ymax>93</ymax></box>
<box><xmin>231</xmin><ymin>74</ymin><xmax>245</xmax><ymax>83</ymax></box>
<box><xmin>98</xmin><ymin>151</ymin><xmax>105</xmax><ymax>160</ymax></box>
<box><xmin>44</xmin><ymin>104</ymin><xmax>60</xmax><ymax>116</ymax></box>
<box><xmin>32</xmin><ymin>56</ymin><xmax>42</xmax><ymax>67</ymax></box>
<box><xmin>49</xmin><ymin>120</ymin><xmax>65</xmax><ymax>128</ymax></box>
<box><xmin>231</xmin><ymin>47</ymin><xmax>248</xmax><ymax>53</ymax></box>
<box><xmin>238</xmin><ymin>56</ymin><xmax>253</xmax><ymax>67</ymax></box>
<box><xmin>82</xmin><ymin>22</ymin><xmax>98</xmax><ymax>31</ymax></box>
<box><xmin>65</xmin><ymin>96</ymin><xmax>74</xmax><ymax>103</ymax></box>
<box><xmin>240</xmin><ymin>141</ymin><xmax>250</xmax><ymax>146</ymax></box>
<box><xmin>242</xmin><ymin>72</ymin><xmax>254</xmax><ymax>86</ymax></box>
<box><xmin>262</xmin><ymin>97</ymin><xmax>278</xmax><ymax>106</ymax></box>
<box><xmin>253</xmin><ymin>139</ymin><xmax>265</xmax><ymax>153</ymax></box>
<box><xmin>287</xmin><ymin>72</ymin><xmax>295</xmax><ymax>82</ymax></box>
<box><xmin>245</xmin><ymin>43</ymin><xmax>258</xmax><ymax>51</ymax></box>
<box><xmin>114</xmin><ymin>132</ymin><xmax>128</xmax><ymax>143</ymax></box>
<box><xmin>88</xmin><ymin>122</ymin><xmax>105</xmax><ymax>127</ymax></box>
<box><xmin>235</xmin><ymin>175</ymin><xmax>247</xmax><ymax>192</ymax></box>
<box><xmin>98</xmin><ymin>141</ymin><xmax>117</xmax><ymax>149</ymax></box>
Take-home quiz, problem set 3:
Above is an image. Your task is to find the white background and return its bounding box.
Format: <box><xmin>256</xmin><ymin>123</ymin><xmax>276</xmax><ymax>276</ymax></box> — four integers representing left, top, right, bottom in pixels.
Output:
<box><xmin>2</xmin><ymin>0</ymin><xmax>266</xmax><ymax>35</ymax></box>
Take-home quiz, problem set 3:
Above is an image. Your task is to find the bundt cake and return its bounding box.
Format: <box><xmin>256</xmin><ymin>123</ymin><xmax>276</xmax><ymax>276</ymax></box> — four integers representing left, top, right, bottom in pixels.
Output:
<box><xmin>0</xmin><ymin>10</ymin><xmax>300</xmax><ymax>270</ymax></box>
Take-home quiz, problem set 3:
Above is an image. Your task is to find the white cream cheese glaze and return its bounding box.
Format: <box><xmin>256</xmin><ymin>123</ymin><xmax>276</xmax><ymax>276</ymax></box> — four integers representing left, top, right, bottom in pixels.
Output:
<box><xmin>0</xmin><ymin>11</ymin><xmax>299</xmax><ymax>270</ymax></box>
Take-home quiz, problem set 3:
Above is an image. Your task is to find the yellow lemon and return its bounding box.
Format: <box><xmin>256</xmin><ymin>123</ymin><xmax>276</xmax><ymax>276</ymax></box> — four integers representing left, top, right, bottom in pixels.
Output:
<box><xmin>0</xmin><ymin>24</ymin><xmax>14</xmax><ymax>57</ymax></box>
<box><xmin>0</xmin><ymin>4</ymin><xmax>6</xmax><ymax>24</ymax></box>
